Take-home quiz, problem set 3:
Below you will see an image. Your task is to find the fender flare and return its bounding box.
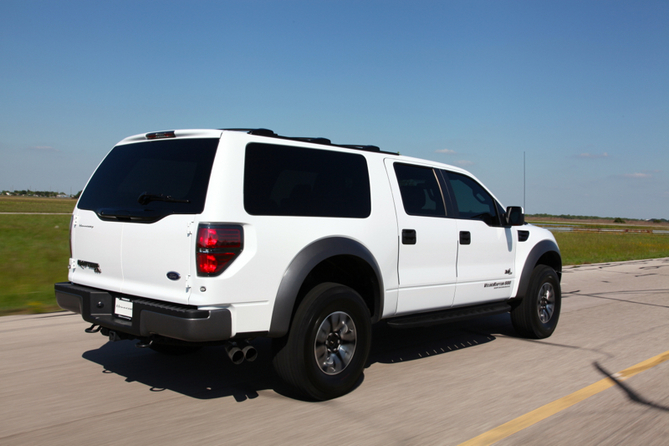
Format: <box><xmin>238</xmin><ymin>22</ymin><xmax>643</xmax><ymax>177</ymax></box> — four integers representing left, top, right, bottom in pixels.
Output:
<box><xmin>268</xmin><ymin>237</ymin><xmax>384</xmax><ymax>337</ymax></box>
<box><xmin>514</xmin><ymin>239</ymin><xmax>562</xmax><ymax>300</ymax></box>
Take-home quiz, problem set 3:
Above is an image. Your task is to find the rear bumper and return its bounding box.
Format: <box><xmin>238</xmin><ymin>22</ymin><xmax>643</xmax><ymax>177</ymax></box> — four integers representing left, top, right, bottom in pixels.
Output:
<box><xmin>55</xmin><ymin>282</ymin><xmax>232</xmax><ymax>342</ymax></box>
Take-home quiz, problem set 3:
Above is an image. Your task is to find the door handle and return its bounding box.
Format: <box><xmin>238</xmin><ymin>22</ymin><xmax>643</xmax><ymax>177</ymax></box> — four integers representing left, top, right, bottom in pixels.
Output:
<box><xmin>460</xmin><ymin>231</ymin><xmax>471</xmax><ymax>245</ymax></box>
<box><xmin>402</xmin><ymin>229</ymin><xmax>417</xmax><ymax>245</ymax></box>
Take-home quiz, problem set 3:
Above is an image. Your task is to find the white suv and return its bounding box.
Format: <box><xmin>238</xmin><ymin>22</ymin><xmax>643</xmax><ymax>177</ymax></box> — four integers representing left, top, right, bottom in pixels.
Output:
<box><xmin>56</xmin><ymin>128</ymin><xmax>561</xmax><ymax>400</ymax></box>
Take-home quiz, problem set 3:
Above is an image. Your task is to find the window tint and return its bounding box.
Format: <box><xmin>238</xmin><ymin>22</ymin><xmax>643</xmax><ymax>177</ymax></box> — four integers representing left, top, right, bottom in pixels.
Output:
<box><xmin>244</xmin><ymin>143</ymin><xmax>371</xmax><ymax>218</ymax></box>
<box><xmin>78</xmin><ymin>138</ymin><xmax>218</xmax><ymax>220</ymax></box>
<box><xmin>394</xmin><ymin>163</ymin><xmax>446</xmax><ymax>217</ymax></box>
<box><xmin>444</xmin><ymin>171</ymin><xmax>499</xmax><ymax>224</ymax></box>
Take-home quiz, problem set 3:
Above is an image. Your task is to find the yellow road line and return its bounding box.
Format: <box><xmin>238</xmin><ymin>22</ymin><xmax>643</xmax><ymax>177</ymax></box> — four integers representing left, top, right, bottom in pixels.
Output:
<box><xmin>459</xmin><ymin>350</ymin><xmax>669</xmax><ymax>446</ymax></box>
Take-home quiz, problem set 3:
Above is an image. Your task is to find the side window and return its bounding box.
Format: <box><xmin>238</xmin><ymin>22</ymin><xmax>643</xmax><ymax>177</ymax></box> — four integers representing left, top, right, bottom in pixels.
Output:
<box><xmin>444</xmin><ymin>171</ymin><xmax>499</xmax><ymax>225</ymax></box>
<box><xmin>394</xmin><ymin>163</ymin><xmax>446</xmax><ymax>217</ymax></box>
<box><xmin>244</xmin><ymin>143</ymin><xmax>371</xmax><ymax>218</ymax></box>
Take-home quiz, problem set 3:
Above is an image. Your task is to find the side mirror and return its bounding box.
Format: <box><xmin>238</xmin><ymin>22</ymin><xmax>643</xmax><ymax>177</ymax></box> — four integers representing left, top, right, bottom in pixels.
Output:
<box><xmin>506</xmin><ymin>206</ymin><xmax>525</xmax><ymax>226</ymax></box>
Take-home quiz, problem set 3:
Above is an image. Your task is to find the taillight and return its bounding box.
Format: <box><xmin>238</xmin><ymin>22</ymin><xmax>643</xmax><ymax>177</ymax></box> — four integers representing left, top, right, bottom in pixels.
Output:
<box><xmin>196</xmin><ymin>224</ymin><xmax>243</xmax><ymax>276</ymax></box>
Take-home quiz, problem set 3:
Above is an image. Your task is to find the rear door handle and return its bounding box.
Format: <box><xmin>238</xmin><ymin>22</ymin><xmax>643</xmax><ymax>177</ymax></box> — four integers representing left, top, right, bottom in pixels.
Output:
<box><xmin>460</xmin><ymin>231</ymin><xmax>471</xmax><ymax>245</ymax></box>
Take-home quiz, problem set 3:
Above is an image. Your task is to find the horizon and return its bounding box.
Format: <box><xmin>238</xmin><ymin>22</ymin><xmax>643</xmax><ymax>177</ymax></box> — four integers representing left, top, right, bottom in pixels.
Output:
<box><xmin>2</xmin><ymin>189</ymin><xmax>667</xmax><ymax>223</ymax></box>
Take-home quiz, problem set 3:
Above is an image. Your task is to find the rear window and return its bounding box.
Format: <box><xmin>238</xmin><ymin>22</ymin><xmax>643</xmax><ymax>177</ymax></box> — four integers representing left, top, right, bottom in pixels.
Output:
<box><xmin>78</xmin><ymin>138</ymin><xmax>218</xmax><ymax>221</ymax></box>
<box><xmin>244</xmin><ymin>143</ymin><xmax>371</xmax><ymax>218</ymax></box>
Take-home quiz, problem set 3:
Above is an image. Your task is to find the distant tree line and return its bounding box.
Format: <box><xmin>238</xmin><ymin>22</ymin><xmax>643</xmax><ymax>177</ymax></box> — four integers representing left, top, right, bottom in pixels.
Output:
<box><xmin>1</xmin><ymin>190</ymin><xmax>79</xmax><ymax>198</ymax></box>
<box><xmin>528</xmin><ymin>213</ymin><xmax>667</xmax><ymax>223</ymax></box>
<box><xmin>528</xmin><ymin>213</ymin><xmax>609</xmax><ymax>220</ymax></box>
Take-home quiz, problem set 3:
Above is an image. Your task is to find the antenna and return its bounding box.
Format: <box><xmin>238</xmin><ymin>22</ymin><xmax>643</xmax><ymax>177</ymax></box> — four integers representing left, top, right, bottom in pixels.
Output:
<box><xmin>523</xmin><ymin>151</ymin><xmax>526</xmax><ymax>211</ymax></box>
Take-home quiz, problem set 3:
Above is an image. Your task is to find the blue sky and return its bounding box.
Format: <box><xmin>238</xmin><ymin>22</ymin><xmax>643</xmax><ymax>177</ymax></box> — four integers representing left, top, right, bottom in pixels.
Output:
<box><xmin>1</xmin><ymin>0</ymin><xmax>667</xmax><ymax>219</ymax></box>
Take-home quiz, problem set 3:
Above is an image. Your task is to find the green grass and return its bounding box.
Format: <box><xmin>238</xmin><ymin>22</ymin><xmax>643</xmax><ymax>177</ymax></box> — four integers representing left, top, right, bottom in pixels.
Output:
<box><xmin>554</xmin><ymin>232</ymin><xmax>669</xmax><ymax>265</ymax></box>
<box><xmin>0</xmin><ymin>214</ymin><xmax>71</xmax><ymax>315</ymax></box>
<box><xmin>0</xmin><ymin>196</ymin><xmax>76</xmax><ymax>213</ymax></box>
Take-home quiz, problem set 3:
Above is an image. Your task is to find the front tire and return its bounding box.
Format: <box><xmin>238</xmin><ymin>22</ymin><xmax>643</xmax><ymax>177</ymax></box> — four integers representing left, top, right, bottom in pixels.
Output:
<box><xmin>272</xmin><ymin>283</ymin><xmax>372</xmax><ymax>400</ymax></box>
<box><xmin>511</xmin><ymin>265</ymin><xmax>561</xmax><ymax>339</ymax></box>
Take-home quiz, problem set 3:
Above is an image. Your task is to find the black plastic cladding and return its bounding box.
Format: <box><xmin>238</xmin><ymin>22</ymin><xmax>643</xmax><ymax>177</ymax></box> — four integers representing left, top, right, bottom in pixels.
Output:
<box><xmin>221</xmin><ymin>128</ymin><xmax>393</xmax><ymax>154</ymax></box>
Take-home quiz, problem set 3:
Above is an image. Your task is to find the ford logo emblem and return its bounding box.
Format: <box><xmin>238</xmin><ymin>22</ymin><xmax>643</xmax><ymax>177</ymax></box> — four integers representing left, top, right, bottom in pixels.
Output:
<box><xmin>166</xmin><ymin>271</ymin><xmax>181</xmax><ymax>281</ymax></box>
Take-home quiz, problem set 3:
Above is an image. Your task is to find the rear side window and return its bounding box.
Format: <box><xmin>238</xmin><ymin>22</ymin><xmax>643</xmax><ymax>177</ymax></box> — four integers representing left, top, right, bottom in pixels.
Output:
<box><xmin>244</xmin><ymin>143</ymin><xmax>371</xmax><ymax>218</ymax></box>
<box><xmin>394</xmin><ymin>163</ymin><xmax>446</xmax><ymax>217</ymax></box>
<box><xmin>78</xmin><ymin>138</ymin><xmax>218</xmax><ymax>221</ymax></box>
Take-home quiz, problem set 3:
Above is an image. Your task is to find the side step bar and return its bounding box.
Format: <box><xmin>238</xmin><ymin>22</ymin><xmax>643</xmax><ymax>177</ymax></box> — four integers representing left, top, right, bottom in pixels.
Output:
<box><xmin>387</xmin><ymin>302</ymin><xmax>512</xmax><ymax>329</ymax></box>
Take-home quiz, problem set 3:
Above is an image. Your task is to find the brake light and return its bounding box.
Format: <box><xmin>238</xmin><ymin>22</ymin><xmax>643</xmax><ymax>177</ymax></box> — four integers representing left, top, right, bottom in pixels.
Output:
<box><xmin>146</xmin><ymin>131</ymin><xmax>176</xmax><ymax>140</ymax></box>
<box><xmin>196</xmin><ymin>224</ymin><xmax>243</xmax><ymax>276</ymax></box>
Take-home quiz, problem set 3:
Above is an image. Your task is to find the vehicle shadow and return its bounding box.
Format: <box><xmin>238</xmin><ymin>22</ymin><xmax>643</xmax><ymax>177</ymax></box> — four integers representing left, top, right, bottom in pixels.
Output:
<box><xmin>82</xmin><ymin>337</ymin><xmax>291</xmax><ymax>402</ymax></box>
<box><xmin>82</xmin><ymin>313</ymin><xmax>516</xmax><ymax>402</ymax></box>
<box><xmin>369</xmin><ymin>313</ymin><xmax>513</xmax><ymax>364</ymax></box>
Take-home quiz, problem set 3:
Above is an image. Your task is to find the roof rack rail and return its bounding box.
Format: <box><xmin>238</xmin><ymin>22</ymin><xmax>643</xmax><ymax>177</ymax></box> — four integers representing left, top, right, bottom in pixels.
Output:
<box><xmin>221</xmin><ymin>128</ymin><xmax>395</xmax><ymax>155</ymax></box>
<box><xmin>339</xmin><ymin>144</ymin><xmax>381</xmax><ymax>152</ymax></box>
<box><xmin>289</xmin><ymin>137</ymin><xmax>332</xmax><ymax>145</ymax></box>
<box><xmin>223</xmin><ymin>128</ymin><xmax>331</xmax><ymax>144</ymax></box>
<box><xmin>223</xmin><ymin>128</ymin><xmax>277</xmax><ymax>137</ymax></box>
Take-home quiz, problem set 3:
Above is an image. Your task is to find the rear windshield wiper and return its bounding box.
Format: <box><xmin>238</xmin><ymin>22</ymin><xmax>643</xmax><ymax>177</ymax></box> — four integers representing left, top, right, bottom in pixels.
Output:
<box><xmin>96</xmin><ymin>208</ymin><xmax>165</xmax><ymax>223</ymax></box>
<box><xmin>137</xmin><ymin>192</ymin><xmax>191</xmax><ymax>205</ymax></box>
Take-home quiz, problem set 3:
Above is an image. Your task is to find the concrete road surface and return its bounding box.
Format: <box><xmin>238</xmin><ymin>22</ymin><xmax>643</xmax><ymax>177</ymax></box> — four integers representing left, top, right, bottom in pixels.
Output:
<box><xmin>1</xmin><ymin>258</ymin><xmax>668</xmax><ymax>445</ymax></box>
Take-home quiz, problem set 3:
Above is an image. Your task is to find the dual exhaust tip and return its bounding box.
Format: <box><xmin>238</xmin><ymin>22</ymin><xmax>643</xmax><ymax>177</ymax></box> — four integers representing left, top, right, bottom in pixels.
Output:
<box><xmin>98</xmin><ymin>326</ymin><xmax>257</xmax><ymax>364</ymax></box>
<box><xmin>225</xmin><ymin>341</ymin><xmax>257</xmax><ymax>364</ymax></box>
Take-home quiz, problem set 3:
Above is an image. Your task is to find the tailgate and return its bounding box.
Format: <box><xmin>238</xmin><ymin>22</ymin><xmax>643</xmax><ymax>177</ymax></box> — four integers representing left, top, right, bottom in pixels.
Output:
<box><xmin>70</xmin><ymin>211</ymin><xmax>194</xmax><ymax>304</ymax></box>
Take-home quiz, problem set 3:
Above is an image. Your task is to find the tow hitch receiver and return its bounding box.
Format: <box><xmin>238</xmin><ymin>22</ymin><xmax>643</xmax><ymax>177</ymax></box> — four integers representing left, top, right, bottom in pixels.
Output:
<box><xmin>85</xmin><ymin>324</ymin><xmax>101</xmax><ymax>333</ymax></box>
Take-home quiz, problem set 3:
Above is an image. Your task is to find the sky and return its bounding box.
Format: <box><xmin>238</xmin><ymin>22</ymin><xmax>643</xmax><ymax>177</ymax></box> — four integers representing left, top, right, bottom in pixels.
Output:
<box><xmin>1</xmin><ymin>0</ymin><xmax>668</xmax><ymax>219</ymax></box>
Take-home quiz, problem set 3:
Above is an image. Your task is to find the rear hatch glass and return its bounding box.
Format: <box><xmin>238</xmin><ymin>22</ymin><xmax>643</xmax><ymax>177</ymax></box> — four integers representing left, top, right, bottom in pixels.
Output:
<box><xmin>78</xmin><ymin>138</ymin><xmax>219</xmax><ymax>222</ymax></box>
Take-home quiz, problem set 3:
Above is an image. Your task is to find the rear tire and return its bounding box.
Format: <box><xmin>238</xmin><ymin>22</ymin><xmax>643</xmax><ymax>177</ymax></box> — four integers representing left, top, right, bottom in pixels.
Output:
<box><xmin>511</xmin><ymin>265</ymin><xmax>561</xmax><ymax>339</ymax></box>
<box><xmin>272</xmin><ymin>283</ymin><xmax>371</xmax><ymax>400</ymax></box>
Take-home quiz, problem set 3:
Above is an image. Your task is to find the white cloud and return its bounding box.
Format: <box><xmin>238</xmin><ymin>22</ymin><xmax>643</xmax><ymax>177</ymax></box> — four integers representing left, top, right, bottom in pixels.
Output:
<box><xmin>435</xmin><ymin>148</ymin><xmax>456</xmax><ymax>154</ymax></box>
<box><xmin>623</xmin><ymin>172</ymin><xmax>652</xmax><ymax>179</ymax></box>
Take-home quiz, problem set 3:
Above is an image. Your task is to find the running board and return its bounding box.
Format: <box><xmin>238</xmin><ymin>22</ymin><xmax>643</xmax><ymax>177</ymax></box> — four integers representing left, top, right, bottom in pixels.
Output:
<box><xmin>386</xmin><ymin>302</ymin><xmax>512</xmax><ymax>329</ymax></box>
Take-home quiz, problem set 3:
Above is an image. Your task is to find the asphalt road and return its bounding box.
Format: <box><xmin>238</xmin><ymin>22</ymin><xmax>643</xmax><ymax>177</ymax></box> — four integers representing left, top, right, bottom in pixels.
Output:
<box><xmin>1</xmin><ymin>258</ymin><xmax>668</xmax><ymax>445</ymax></box>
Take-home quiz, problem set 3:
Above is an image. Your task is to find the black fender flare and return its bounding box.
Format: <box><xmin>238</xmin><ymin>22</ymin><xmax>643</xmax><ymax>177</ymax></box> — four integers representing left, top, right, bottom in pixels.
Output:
<box><xmin>268</xmin><ymin>237</ymin><xmax>384</xmax><ymax>337</ymax></box>
<box><xmin>514</xmin><ymin>239</ymin><xmax>562</xmax><ymax>300</ymax></box>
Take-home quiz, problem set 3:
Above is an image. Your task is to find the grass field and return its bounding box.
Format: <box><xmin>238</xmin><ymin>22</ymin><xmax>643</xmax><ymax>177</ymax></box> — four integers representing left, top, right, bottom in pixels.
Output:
<box><xmin>0</xmin><ymin>214</ymin><xmax>71</xmax><ymax>315</ymax></box>
<box><xmin>1</xmin><ymin>197</ymin><xmax>668</xmax><ymax>315</ymax></box>
<box><xmin>554</xmin><ymin>232</ymin><xmax>669</xmax><ymax>265</ymax></box>
<box><xmin>0</xmin><ymin>196</ymin><xmax>76</xmax><ymax>213</ymax></box>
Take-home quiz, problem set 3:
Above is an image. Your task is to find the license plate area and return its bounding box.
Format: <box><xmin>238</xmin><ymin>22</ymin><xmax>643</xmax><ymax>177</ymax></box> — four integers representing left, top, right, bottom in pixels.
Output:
<box><xmin>114</xmin><ymin>297</ymin><xmax>133</xmax><ymax>320</ymax></box>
